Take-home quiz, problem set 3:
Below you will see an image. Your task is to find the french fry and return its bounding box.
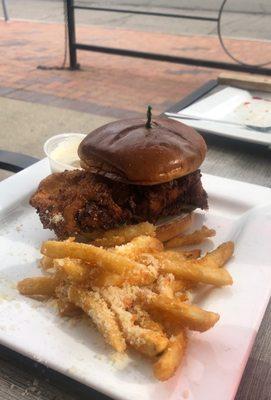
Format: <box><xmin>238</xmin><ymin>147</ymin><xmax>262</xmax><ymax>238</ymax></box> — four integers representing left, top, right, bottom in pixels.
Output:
<box><xmin>172</xmin><ymin>279</ymin><xmax>193</xmax><ymax>293</ymax></box>
<box><xmin>93</xmin><ymin>268</ymin><xmax>157</xmax><ymax>288</ymax></box>
<box><xmin>57</xmin><ymin>298</ymin><xmax>82</xmax><ymax>317</ymax></box>
<box><xmin>156</xmin><ymin>214</ymin><xmax>193</xmax><ymax>242</ymax></box>
<box><xmin>200</xmin><ymin>241</ymin><xmax>234</xmax><ymax>268</ymax></box>
<box><xmin>160</xmin><ymin>250</ymin><xmax>201</xmax><ymax>264</ymax></box>
<box><xmin>113</xmin><ymin>235</ymin><xmax>163</xmax><ymax>259</ymax></box>
<box><xmin>153</xmin><ymin>330</ymin><xmax>187</xmax><ymax>381</ymax></box>
<box><xmin>42</xmin><ymin>240</ymin><xmax>132</xmax><ymax>273</ymax></box>
<box><xmin>153</xmin><ymin>252</ymin><xmax>194</xmax><ymax>291</ymax></box>
<box><xmin>155</xmin><ymin>275</ymin><xmax>189</xmax><ymax>301</ymax></box>
<box><xmin>156</xmin><ymin>250</ymin><xmax>186</xmax><ymax>263</ymax></box>
<box><xmin>101</xmin><ymin>287</ymin><xmax>168</xmax><ymax>357</ymax></box>
<box><xmin>156</xmin><ymin>274</ymin><xmax>175</xmax><ymax>298</ymax></box>
<box><xmin>141</xmin><ymin>306</ymin><xmax>184</xmax><ymax>336</ymax></box>
<box><xmin>165</xmin><ymin>226</ymin><xmax>216</xmax><ymax>249</ymax></box>
<box><xmin>91</xmin><ymin>222</ymin><xmax>156</xmax><ymax>247</ymax></box>
<box><xmin>67</xmin><ymin>286</ymin><xmax>126</xmax><ymax>353</ymax></box>
<box><xmin>55</xmin><ymin>283</ymin><xmax>83</xmax><ymax>317</ymax></box>
<box><xmin>141</xmin><ymin>293</ymin><xmax>219</xmax><ymax>332</ymax></box>
<box><xmin>179</xmin><ymin>249</ymin><xmax>201</xmax><ymax>259</ymax></box>
<box><xmin>19</xmin><ymin>217</ymin><xmax>235</xmax><ymax>381</ymax></box>
<box><xmin>42</xmin><ymin>240</ymin><xmax>157</xmax><ymax>284</ymax></box>
<box><xmin>156</xmin><ymin>243</ymin><xmax>233</xmax><ymax>286</ymax></box>
<box><xmin>54</xmin><ymin>255</ymin><xmax>157</xmax><ymax>288</ymax></box>
<box><xmin>54</xmin><ymin>258</ymin><xmax>91</xmax><ymax>283</ymax></box>
<box><xmin>39</xmin><ymin>256</ymin><xmax>54</xmax><ymax>271</ymax></box>
<box><xmin>17</xmin><ymin>275</ymin><xmax>60</xmax><ymax>296</ymax></box>
<box><xmin>128</xmin><ymin>328</ymin><xmax>169</xmax><ymax>357</ymax></box>
<box><xmin>163</xmin><ymin>242</ymin><xmax>233</xmax><ymax>278</ymax></box>
<box><xmin>159</xmin><ymin>258</ymin><xmax>232</xmax><ymax>286</ymax></box>
<box><xmin>92</xmin><ymin>270</ymin><xmax>124</xmax><ymax>288</ymax></box>
<box><xmin>133</xmin><ymin>306</ymin><xmax>164</xmax><ymax>334</ymax></box>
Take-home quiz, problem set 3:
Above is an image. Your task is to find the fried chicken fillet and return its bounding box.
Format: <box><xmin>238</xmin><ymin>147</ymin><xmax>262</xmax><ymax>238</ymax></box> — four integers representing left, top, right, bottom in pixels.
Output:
<box><xmin>30</xmin><ymin>169</ymin><xmax>207</xmax><ymax>239</ymax></box>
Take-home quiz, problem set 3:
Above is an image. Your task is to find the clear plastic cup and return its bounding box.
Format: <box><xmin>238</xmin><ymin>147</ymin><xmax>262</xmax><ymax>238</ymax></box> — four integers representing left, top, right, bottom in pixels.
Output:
<box><xmin>43</xmin><ymin>133</ymin><xmax>86</xmax><ymax>173</ymax></box>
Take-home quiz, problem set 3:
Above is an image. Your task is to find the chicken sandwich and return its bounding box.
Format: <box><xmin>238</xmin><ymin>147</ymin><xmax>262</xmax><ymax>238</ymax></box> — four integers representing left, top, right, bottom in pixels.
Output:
<box><xmin>30</xmin><ymin>111</ymin><xmax>208</xmax><ymax>238</ymax></box>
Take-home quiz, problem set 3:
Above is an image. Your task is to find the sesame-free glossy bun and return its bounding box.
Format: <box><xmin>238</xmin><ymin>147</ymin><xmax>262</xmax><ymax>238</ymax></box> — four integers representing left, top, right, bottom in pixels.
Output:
<box><xmin>78</xmin><ymin>117</ymin><xmax>207</xmax><ymax>185</ymax></box>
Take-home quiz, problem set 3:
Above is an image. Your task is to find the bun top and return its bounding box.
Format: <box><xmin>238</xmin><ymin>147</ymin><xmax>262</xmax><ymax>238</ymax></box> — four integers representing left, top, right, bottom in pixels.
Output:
<box><xmin>78</xmin><ymin>116</ymin><xmax>207</xmax><ymax>185</ymax></box>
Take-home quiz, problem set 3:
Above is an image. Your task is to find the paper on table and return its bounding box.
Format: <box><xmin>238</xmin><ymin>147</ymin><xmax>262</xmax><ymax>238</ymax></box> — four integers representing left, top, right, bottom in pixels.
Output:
<box><xmin>178</xmin><ymin>87</ymin><xmax>271</xmax><ymax>128</ymax></box>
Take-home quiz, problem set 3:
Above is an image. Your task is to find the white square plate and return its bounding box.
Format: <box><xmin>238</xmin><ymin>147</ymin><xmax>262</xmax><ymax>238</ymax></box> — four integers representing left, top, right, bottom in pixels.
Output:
<box><xmin>170</xmin><ymin>87</ymin><xmax>271</xmax><ymax>146</ymax></box>
<box><xmin>1</xmin><ymin>159</ymin><xmax>271</xmax><ymax>400</ymax></box>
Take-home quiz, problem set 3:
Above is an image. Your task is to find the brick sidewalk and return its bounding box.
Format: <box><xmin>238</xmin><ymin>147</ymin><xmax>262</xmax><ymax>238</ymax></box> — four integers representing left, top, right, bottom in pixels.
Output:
<box><xmin>1</xmin><ymin>20</ymin><xmax>270</xmax><ymax>118</ymax></box>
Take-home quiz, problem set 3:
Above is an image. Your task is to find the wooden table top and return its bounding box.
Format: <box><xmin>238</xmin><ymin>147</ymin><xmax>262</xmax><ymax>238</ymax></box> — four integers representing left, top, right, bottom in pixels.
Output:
<box><xmin>0</xmin><ymin>88</ymin><xmax>270</xmax><ymax>400</ymax></box>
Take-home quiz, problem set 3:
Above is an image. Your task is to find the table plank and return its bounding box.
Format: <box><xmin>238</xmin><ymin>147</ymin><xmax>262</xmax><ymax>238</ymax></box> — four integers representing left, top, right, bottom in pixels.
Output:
<box><xmin>201</xmin><ymin>134</ymin><xmax>271</xmax><ymax>188</ymax></box>
<box><xmin>218</xmin><ymin>72</ymin><xmax>271</xmax><ymax>93</ymax></box>
<box><xmin>0</xmin><ymin>345</ymin><xmax>111</xmax><ymax>400</ymax></box>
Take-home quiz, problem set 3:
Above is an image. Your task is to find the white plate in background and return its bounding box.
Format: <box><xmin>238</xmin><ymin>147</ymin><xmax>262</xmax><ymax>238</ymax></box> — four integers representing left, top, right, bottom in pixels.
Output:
<box><xmin>170</xmin><ymin>87</ymin><xmax>271</xmax><ymax>146</ymax></box>
<box><xmin>0</xmin><ymin>159</ymin><xmax>271</xmax><ymax>400</ymax></box>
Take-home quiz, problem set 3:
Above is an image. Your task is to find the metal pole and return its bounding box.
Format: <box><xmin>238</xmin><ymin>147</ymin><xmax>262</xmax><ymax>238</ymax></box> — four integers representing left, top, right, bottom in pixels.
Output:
<box><xmin>73</xmin><ymin>5</ymin><xmax>218</xmax><ymax>22</ymax></box>
<box><xmin>65</xmin><ymin>0</ymin><xmax>79</xmax><ymax>70</ymax></box>
<box><xmin>75</xmin><ymin>44</ymin><xmax>271</xmax><ymax>76</ymax></box>
<box><xmin>2</xmin><ymin>0</ymin><xmax>9</xmax><ymax>21</ymax></box>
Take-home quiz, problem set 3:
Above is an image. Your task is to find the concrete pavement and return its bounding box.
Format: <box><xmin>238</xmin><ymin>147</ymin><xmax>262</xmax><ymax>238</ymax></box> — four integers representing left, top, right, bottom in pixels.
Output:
<box><xmin>0</xmin><ymin>96</ymin><xmax>114</xmax><ymax>181</ymax></box>
<box><xmin>1</xmin><ymin>0</ymin><xmax>270</xmax><ymax>39</ymax></box>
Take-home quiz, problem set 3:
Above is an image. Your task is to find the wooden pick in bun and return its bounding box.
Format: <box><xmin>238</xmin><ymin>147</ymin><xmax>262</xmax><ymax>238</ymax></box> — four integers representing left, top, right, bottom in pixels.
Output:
<box><xmin>78</xmin><ymin>107</ymin><xmax>207</xmax><ymax>185</ymax></box>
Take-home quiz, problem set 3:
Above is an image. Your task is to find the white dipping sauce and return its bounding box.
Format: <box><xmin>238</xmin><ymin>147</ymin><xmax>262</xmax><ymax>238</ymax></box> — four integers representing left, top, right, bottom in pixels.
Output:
<box><xmin>50</xmin><ymin>136</ymin><xmax>82</xmax><ymax>168</ymax></box>
<box><xmin>44</xmin><ymin>133</ymin><xmax>86</xmax><ymax>173</ymax></box>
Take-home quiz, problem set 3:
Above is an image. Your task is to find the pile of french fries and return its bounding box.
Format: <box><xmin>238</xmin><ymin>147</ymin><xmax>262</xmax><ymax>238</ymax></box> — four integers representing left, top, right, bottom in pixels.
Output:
<box><xmin>17</xmin><ymin>214</ymin><xmax>234</xmax><ymax>381</ymax></box>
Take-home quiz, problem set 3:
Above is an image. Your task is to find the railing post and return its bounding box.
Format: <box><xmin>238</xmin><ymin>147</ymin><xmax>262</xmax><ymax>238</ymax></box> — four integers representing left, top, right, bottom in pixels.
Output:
<box><xmin>2</xmin><ymin>0</ymin><xmax>9</xmax><ymax>21</ymax></box>
<box><xmin>66</xmin><ymin>0</ymin><xmax>79</xmax><ymax>70</ymax></box>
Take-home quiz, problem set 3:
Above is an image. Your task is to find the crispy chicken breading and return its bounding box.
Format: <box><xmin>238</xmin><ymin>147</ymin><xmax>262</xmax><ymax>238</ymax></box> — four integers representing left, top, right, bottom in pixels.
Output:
<box><xmin>30</xmin><ymin>169</ymin><xmax>207</xmax><ymax>238</ymax></box>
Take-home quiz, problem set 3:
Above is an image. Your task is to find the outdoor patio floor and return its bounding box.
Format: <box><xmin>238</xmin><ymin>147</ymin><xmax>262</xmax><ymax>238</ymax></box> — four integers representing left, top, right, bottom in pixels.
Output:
<box><xmin>1</xmin><ymin>19</ymin><xmax>271</xmax><ymax>119</ymax></box>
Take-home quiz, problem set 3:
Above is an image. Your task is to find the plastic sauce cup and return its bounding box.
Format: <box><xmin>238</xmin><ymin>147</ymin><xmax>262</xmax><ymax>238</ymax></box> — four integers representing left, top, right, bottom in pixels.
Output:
<box><xmin>43</xmin><ymin>133</ymin><xmax>86</xmax><ymax>173</ymax></box>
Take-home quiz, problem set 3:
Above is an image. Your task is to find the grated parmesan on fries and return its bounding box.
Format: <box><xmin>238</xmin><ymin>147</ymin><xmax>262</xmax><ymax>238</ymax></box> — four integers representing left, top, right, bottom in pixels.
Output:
<box><xmin>17</xmin><ymin>217</ymin><xmax>234</xmax><ymax>381</ymax></box>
